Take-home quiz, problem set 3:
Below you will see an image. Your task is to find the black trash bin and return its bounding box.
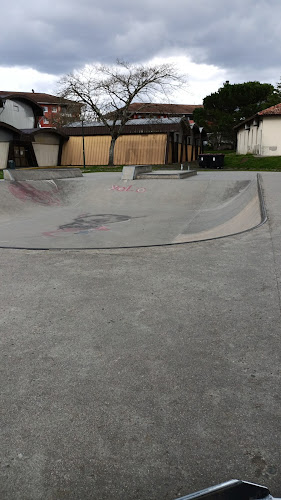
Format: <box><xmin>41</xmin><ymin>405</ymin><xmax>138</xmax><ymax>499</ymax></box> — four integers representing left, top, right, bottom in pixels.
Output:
<box><xmin>8</xmin><ymin>160</ymin><xmax>15</xmax><ymax>169</ymax></box>
<box><xmin>198</xmin><ymin>154</ymin><xmax>224</xmax><ymax>169</ymax></box>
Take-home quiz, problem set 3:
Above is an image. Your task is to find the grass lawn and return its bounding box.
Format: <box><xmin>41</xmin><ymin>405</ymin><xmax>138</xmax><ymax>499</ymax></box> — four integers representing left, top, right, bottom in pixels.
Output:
<box><xmin>201</xmin><ymin>151</ymin><xmax>281</xmax><ymax>171</ymax></box>
<box><xmin>80</xmin><ymin>166</ymin><xmax>123</xmax><ymax>173</ymax></box>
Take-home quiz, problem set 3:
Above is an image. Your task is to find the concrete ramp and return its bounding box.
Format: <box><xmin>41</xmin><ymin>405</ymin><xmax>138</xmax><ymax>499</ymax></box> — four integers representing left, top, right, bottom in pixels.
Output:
<box><xmin>4</xmin><ymin>168</ymin><xmax>82</xmax><ymax>181</ymax></box>
<box><xmin>0</xmin><ymin>172</ymin><xmax>264</xmax><ymax>249</ymax></box>
<box><xmin>173</xmin><ymin>178</ymin><xmax>262</xmax><ymax>243</ymax></box>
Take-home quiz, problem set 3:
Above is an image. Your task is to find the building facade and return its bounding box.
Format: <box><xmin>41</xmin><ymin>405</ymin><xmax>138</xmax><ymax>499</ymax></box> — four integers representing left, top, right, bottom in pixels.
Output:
<box><xmin>62</xmin><ymin>118</ymin><xmax>206</xmax><ymax>166</ymax></box>
<box><xmin>236</xmin><ymin>103</ymin><xmax>281</xmax><ymax>156</ymax></box>
<box><xmin>0</xmin><ymin>91</ymin><xmax>80</xmax><ymax>128</ymax></box>
<box><xmin>0</xmin><ymin>94</ymin><xmax>67</xmax><ymax>168</ymax></box>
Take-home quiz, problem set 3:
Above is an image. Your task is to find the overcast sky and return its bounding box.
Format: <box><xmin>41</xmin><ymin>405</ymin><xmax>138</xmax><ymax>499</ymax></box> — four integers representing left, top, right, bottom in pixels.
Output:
<box><xmin>1</xmin><ymin>0</ymin><xmax>281</xmax><ymax>103</ymax></box>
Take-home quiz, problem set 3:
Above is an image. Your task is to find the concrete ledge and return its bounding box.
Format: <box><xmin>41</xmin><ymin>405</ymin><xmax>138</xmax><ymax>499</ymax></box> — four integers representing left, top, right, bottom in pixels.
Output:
<box><xmin>137</xmin><ymin>169</ymin><xmax>197</xmax><ymax>179</ymax></box>
<box><xmin>3</xmin><ymin>168</ymin><xmax>83</xmax><ymax>181</ymax></box>
<box><xmin>122</xmin><ymin>165</ymin><xmax>152</xmax><ymax>180</ymax></box>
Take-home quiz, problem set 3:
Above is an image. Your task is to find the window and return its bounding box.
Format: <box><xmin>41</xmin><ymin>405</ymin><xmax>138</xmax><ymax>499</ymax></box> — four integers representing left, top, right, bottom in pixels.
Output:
<box><xmin>43</xmin><ymin>106</ymin><xmax>48</xmax><ymax>113</ymax></box>
<box><xmin>52</xmin><ymin>106</ymin><xmax>57</xmax><ymax>113</ymax></box>
<box><xmin>13</xmin><ymin>104</ymin><xmax>19</xmax><ymax>112</ymax></box>
<box><xmin>43</xmin><ymin>117</ymin><xmax>49</xmax><ymax>124</ymax></box>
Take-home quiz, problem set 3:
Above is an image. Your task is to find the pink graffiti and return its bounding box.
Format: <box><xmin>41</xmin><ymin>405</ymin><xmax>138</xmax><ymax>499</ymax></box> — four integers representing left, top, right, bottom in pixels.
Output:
<box><xmin>9</xmin><ymin>182</ymin><xmax>61</xmax><ymax>206</ymax></box>
<box><xmin>110</xmin><ymin>185</ymin><xmax>146</xmax><ymax>193</ymax></box>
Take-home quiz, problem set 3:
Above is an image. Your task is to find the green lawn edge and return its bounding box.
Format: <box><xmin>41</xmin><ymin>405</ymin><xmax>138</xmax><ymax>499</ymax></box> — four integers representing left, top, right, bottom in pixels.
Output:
<box><xmin>1</xmin><ymin>152</ymin><xmax>281</xmax><ymax>179</ymax></box>
<box><xmin>78</xmin><ymin>151</ymin><xmax>281</xmax><ymax>173</ymax></box>
<box><xmin>78</xmin><ymin>152</ymin><xmax>281</xmax><ymax>173</ymax></box>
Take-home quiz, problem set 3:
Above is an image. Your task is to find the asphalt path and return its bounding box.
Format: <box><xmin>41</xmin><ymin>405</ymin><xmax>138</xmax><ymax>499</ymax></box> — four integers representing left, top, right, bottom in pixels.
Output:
<box><xmin>0</xmin><ymin>172</ymin><xmax>280</xmax><ymax>500</ymax></box>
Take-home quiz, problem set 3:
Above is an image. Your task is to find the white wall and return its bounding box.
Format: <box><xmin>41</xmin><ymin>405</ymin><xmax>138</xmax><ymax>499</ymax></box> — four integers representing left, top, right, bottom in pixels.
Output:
<box><xmin>237</xmin><ymin>121</ymin><xmax>262</xmax><ymax>155</ymax></box>
<box><xmin>260</xmin><ymin>116</ymin><xmax>281</xmax><ymax>156</ymax></box>
<box><xmin>33</xmin><ymin>144</ymin><xmax>59</xmax><ymax>166</ymax></box>
<box><xmin>237</xmin><ymin>128</ymin><xmax>247</xmax><ymax>154</ymax></box>
<box><xmin>0</xmin><ymin>142</ymin><xmax>9</xmax><ymax>169</ymax></box>
<box><xmin>0</xmin><ymin>99</ymin><xmax>35</xmax><ymax>129</ymax></box>
<box><xmin>237</xmin><ymin>116</ymin><xmax>281</xmax><ymax>156</ymax></box>
<box><xmin>33</xmin><ymin>133</ymin><xmax>60</xmax><ymax>145</ymax></box>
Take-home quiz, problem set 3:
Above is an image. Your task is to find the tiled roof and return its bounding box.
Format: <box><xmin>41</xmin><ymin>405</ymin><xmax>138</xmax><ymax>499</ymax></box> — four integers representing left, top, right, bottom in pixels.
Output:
<box><xmin>258</xmin><ymin>103</ymin><xmax>281</xmax><ymax>115</ymax></box>
<box><xmin>64</xmin><ymin>122</ymin><xmax>184</xmax><ymax>136</ymax></box>
<box><xmin>127</xmin><ymin>102</ymin><xmax>203</xmax><ymax>114</ymax></box>
<box><xmin>66</xmin><ymin>117</ymin><xmax>184</xmax><ymax>127</ymax></box>
<box><xmin>63</xmin><ymin>117</ymin><xmax>200</xmax><ymax>136</ymax></box>
<box><xmin>234</xmin><ymin>102</ymin><xmax>281</xmax><ymax>129</ymax></box>
<box><xmin>0</xmin><ymin>91</ymin><xmax>76</xmax><ymax>105</ymax></box>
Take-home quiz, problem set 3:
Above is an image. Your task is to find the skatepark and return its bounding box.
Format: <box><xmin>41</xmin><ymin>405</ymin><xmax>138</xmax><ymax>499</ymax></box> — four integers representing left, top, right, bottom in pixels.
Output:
<box><xmin>0</xmin><ymin>169</ymin><xmax>280</xmax><ymax>499</ymax></box>
<box><xmin>0</xmin><ymin>170</ymin><xmax>265</xmax><ymax>249</ymax></box>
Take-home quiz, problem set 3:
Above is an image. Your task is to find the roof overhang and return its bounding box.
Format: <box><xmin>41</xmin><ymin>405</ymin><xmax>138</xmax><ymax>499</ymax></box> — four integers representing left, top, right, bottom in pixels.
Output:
<box><xmin>32</xmin><ymin>128</ymin><xmax>69</xmax><ymax>140</ymax></box>
<box><xmin>0</xmin><ymin>121</ymin><xmax>33</xmax><ymax>140</ymax></box>
<box><xmin>0</xmin><ymin>94</ymin><xmax>44</xmax><ymax>117</ymax></box>
<box><xmin>0</xmin><ymin>123</ymin><xmax>69</xmax><ymax>142</ymax></box>
<box><xmin>233</xmin><ymin>113</ymin><xmax>260</xmax><ymax>130</ymax></box>
<box><xmin>0</xmin><ymin>121</ymin><xmax>22</xmax><ymax>135</ymax></box>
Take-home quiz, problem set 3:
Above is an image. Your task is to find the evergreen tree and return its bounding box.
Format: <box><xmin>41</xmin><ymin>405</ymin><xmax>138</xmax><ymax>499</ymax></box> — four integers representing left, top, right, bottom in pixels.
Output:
<box><xmin>194</xmin><ymin>81</ymin><xmax>276</xmax><ymax>149</ymax></box>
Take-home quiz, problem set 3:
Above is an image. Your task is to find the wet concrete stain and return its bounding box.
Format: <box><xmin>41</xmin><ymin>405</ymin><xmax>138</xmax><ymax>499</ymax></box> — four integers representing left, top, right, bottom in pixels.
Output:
<box><xmin>245</xmin><ymin>451</ymin><xmax>278</xmax><ymax>479</ymax></box>
<box><xmin>43</xmin><ymin>213</ymin><xmax>132</xmax><ymax>237</ymax></box>
<box><xmin>222</xmin><ymin>181</ymin><xmax>250</xmax><ymax>201</ymax></box>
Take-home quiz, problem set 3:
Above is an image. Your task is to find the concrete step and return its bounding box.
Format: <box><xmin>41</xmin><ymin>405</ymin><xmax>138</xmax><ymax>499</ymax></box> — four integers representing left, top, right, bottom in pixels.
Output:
<box><xmin>137</xmin><ymin>170</ymin><xmax>197</xmax><ymax>179</ymax></box>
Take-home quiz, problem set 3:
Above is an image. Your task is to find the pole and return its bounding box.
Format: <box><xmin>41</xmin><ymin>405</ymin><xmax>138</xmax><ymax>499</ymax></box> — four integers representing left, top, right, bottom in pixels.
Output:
<box><xmin>82</xmin><ymin>118</ymin><xmax>86</xmax><ymax>169</ymax></box>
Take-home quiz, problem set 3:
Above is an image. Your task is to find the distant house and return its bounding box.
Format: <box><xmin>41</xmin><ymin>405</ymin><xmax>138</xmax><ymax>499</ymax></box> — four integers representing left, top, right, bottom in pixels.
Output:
<box><xmin>0</xmin><ymin>91</ymin><xmax>81</xmax><ymax>128</ymax></box>
<box><xmin>127</xmin><ymin>103</ymin><xmax>203</xmax><ymax>120</ymax></box>
<box><xmin>62</xmin><ymin>117</ymin><xmax>206</xmax><ymax>166</ymax></box>
<box><xmin>0</xmin><ymin>93</ymin><xmax>68</xmax><ymax>169</ymax></box>
<box><xmin>235</xmin><ymin>103</ymin><xmax>281</xmax><ymax>156</ymax></box>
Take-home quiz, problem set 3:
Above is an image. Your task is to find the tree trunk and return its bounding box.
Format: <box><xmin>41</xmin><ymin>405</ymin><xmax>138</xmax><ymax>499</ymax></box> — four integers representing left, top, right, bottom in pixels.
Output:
<box><xmin>108</xmin><ymin>136</ymin><xmax>117</xmax><ymax>166</ymax></box>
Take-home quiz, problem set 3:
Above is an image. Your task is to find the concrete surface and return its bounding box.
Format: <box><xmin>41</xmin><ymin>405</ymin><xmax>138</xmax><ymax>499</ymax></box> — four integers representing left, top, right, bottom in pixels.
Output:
<box><xmin>3</xmin><ymin>168</ymin><xmax>82</xmax><ymax>181</ymax></box>
<box><xmin>0</xmin><ymin>171</ymin><xmax>261</xmax><ymax>249</ymax></box>
<box><xmin>0</xmin><ymin>172</ymin><xmax>280</xmax><ymax>500</ymax></box>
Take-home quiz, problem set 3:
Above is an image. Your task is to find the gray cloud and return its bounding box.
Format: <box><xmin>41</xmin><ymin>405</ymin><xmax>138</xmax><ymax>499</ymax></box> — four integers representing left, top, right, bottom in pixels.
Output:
<box><xmin>1</xmin><ymin>0</ymin><xmax>281</xmax><ymax>81</ymax></box>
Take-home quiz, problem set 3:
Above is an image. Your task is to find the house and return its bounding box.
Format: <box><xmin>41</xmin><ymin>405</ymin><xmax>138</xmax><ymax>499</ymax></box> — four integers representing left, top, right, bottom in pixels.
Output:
<box><xmin>61</xmin><ymin>117</ymin><xmax>206</xmax><ymax>166</ymax></box>
<box><xmin>0</xmin><ymin>91</ymin><xmax>81</xmax><ymax>128</ymax></box>
<box><xmin>0</xmin><ymin>93</ymin><xmax>68</xmax><ymax>169</ymax></box>
<box><xmin>235</xmin><ymin>103</ymin><xmax>281</xmax><ymax>156</ymax></box>
<box><xmin>107</xmin><ymin>103</ymin><xmax>203</xmax><ymax>121</ymax></box>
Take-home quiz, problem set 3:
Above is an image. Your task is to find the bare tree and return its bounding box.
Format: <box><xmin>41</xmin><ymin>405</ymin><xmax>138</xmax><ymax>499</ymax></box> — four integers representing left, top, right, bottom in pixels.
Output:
<box><xmin>58</xmin><ymin>60</ymin><xmax>187</xmax><ymax>165</ymax></box>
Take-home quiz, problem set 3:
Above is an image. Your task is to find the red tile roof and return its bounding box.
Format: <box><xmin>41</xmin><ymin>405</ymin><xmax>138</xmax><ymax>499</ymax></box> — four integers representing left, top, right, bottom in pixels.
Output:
<box><xmin>258</xmin><ymin>103</ymin><xmax>281</xmax><ymax>115</ymax></box>
<box><xmin>128</xmin><ymin>103</ymin><xmax>203</xmax><ymax>114</ymax></box>
<box><xmin>0</xmin><ymin>91</ymin><xmax>76</xmax><ymax>105</ymax></box>
<box><xmin>234</xmin><ymin>102</ymin><xmax>281</xmax><ymax>129</ymax></box>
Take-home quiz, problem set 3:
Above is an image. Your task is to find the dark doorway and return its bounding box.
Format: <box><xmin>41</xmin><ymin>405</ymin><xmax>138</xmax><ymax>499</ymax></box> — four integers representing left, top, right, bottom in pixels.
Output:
<box><xmin>14</xmin><ymin>145</ymin><xmax>28</xmax><ymax>167</ymax></box>
<box><xmin>9</xmin><ymin>142</ymin><xmax>38</xmax><ymax>168</ymax></box>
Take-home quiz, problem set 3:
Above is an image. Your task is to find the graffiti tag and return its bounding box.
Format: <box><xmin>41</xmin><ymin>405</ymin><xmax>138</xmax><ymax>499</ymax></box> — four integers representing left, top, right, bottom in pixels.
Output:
<box><xmin>110</xmin><ymin>185</ymin><xmax>146</xmax><ymax>193</ymax></box>
<box><xmin>43</xmin><ymin>213</ymin><xmax>131</xmax><ymax>237</ymax></box>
